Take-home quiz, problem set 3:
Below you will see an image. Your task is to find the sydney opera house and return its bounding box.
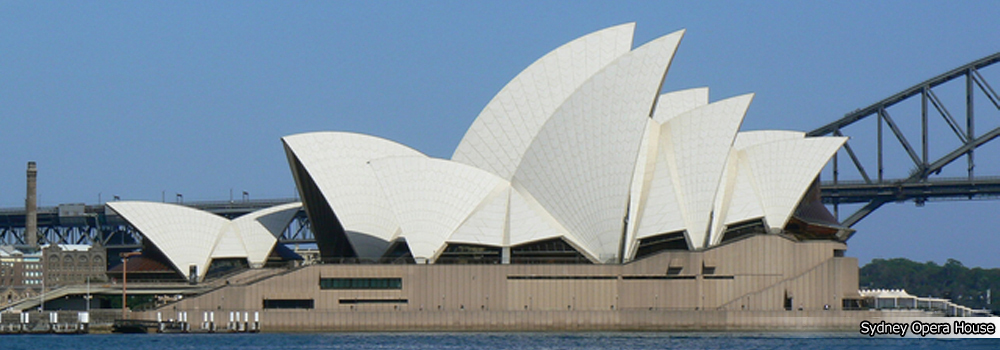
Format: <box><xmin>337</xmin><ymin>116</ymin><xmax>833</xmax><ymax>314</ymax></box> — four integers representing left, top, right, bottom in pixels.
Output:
<box><xmin>116</xmin><ymin>24</ymin><xmax>877</xmax><ymax>330</ymax></box>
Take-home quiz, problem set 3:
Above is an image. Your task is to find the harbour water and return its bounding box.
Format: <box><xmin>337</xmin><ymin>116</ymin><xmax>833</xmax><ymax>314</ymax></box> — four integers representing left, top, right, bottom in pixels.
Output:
<box><xmin>0</xmin><ymin>332</ymin><xmax>996</xmax><ymax>350</ymax></box>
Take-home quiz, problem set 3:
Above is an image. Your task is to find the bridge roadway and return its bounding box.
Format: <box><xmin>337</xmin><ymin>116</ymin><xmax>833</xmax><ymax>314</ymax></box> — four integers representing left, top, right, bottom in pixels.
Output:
<box><xmin>821</xmin><ymin>176</ymin><xmax>1000</xmax><ymax>205</ymax></box>
<box><xmin>2</xmin><ymin>181</ymin><xmax>999</xmax><ymax>247</ymax></box>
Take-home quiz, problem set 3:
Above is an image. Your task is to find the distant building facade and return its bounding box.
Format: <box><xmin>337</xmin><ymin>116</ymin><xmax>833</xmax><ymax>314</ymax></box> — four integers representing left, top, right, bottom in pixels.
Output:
<box><xmin>42</xmin><ymin>243</ymin><xmax>107</xmax><ymax>286</ymax></box>
<box><xmin>0</xmin><ymin>246</ymin><xmax>43</xmax><ymax>306</ymax></box>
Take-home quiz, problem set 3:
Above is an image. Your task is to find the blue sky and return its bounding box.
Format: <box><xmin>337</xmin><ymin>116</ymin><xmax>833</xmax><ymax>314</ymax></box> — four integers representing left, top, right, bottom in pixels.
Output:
<box><xmin>2</xmin><ymin>1</ymin><xmax>999</xmax><ymax>267</ymax></box>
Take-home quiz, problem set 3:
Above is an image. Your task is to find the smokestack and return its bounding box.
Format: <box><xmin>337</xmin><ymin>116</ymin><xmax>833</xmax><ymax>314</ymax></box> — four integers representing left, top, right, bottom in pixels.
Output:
<box><xmin>26</xmin><ymin>161</ymin><xmax>38</xmax><ymax>249</ymax></box>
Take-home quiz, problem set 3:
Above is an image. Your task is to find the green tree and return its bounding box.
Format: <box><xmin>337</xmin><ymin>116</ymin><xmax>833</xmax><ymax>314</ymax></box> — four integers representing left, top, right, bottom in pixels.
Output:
<box><xmin>860</xmin><ymin>258</ymin><xmax>998</xmax><ymax>312</ymax></box>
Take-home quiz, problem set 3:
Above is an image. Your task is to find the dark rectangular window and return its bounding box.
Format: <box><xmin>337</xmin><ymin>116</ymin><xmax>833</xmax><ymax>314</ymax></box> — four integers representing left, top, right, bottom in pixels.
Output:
<box><xmin>263</xmin><ymin>299</ymin><xmax>314</xmax><ymax>309</ymax></box>
<box><xmin>621</xmin><ymin>275</ymin><xmax>697</xmax><ymax>280</ymax></box>
<box><xmin>507</xmin><ymin>275</ymin><xmax>617</xmax><ymax>280</ymax></box>
<box><xmin>320</xmin><ymin>277</ymin><xmax>402</xmax><ymax>290</ymax></box>
<box><xmin>339</xmin><ymin>299</ymin><xmax>408</xmax><ymax>304</ymax></box>
<box><xmin>702</xmin><ymin>275</ymin><xmax>735</xmax><ymax>280</ymax></box>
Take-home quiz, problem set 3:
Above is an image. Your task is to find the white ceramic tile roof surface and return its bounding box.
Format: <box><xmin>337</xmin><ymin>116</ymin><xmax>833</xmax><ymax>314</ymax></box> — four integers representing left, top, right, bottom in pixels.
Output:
<box><xmin>506</xmin><ymin>184</ymin><xmax>579</xmax><ymax>250</ymax></box>
<box><xmin>707</xmin><ymin>153</ymin><xmax>764</xmax><ymax>246</ymax></box>
<box><xmin>369</xmin><ymin>157</ymin><xmax>508</xmax><ymax>261</ymax></box>
<box><xmin>624</xmin><ymin>119</ymin><xmax>662</xmax><ymax>258</ymax></box>
<box><xmin>108</xmin><ymin>201</ymin><xmax>228</xmax><ymax>281</ymax></box>
<box><xmin>659</xmin><ymin>94</ymin><xmax>752</xmax><ymax>249</ymax></box>
<box><xmin>742</xmin><ymin>137</ymin><xmax>847</xmax><ymax>230</ymax></box>
<box><xmin>512</xmin><ymin>30</ymin><xmax>684</xmax><ymax>262</ymax></box>
<box><xmin>625</xmin><ymin>89</ymin><xmax>711</xmax><ymax>258</ymax></box>
<box><xmin>109</xmin><ymin>201</ymin><xmax>303</xmax><ymax>279</ymax></box>
<box><xmin>280</xmin><ymin>24</ymin><xmax>849</xmax><ymax>263</ymax></box>
<box><xmin>731</xmin><ymin>130</ymin><xmax>805</xmax><ymax>150</ymax></box>
<box><xmin>281</xmin><ymin>132</ymin><xmax>426</xmax><ymax>258</ymax></box>
<box><xmin>452</xmin><ymin>23</ymin><xmax>635</xmax><ymax>180</ymax></box>
<box><xmin>651</xmin><ymin>87</ymin><xmax>710</xmax><ymax>124</ymax></box>
<box><xmin>633</xmin><ymin>118</ymin><xmax>686</xmax><ymax>241</ymax></box>
<box><xmin>447</xmin><ymin>186</ymin><xmax>509</xmax><ymax>247</ymax></box>
<box><xmin>231</xmin><ymin>202</ymin><xmax>302</xmax><ymax>266</ymax></box>
<box><xmin>707</xmin><ymin>131</ymin><xmax>805</xmax><ymax>243</ymax></box>
<box><xmin>211</xmin><ymin>226</ymin><xmax>247</xmax><ymax>259</ymax></box>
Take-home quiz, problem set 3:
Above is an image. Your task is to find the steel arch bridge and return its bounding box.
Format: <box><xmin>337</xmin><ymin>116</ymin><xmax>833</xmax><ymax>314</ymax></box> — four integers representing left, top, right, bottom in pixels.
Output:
<box><xmin>810</xmin><ymin>52</ymin><xmax>1000</xmax><ymax>227</ymax></box>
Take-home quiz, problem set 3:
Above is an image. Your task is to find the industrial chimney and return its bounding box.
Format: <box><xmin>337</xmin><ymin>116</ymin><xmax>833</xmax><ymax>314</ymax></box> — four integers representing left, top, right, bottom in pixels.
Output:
<box><xmin>26</xmin><ymin>161</ymin><xmax>38</xmax><ymax>249</ymax></box>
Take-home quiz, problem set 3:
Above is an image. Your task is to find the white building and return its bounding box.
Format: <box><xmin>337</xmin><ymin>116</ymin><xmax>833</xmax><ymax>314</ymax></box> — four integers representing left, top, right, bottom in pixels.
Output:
<box><xmin>282</xmin><ymin>23</ymin><xmax>851</xmax><ymax>265</ymax></box>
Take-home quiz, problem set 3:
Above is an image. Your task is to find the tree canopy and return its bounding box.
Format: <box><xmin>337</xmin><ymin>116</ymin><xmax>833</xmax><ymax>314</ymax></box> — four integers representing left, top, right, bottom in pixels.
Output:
<box><xmin>860</xmin><ymin>258</ymin><xmax>998</xmax><ymax>311</ymax></box>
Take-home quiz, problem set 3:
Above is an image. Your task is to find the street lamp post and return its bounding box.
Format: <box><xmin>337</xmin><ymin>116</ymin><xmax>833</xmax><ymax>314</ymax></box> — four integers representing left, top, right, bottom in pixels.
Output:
<box><xmin>120</xmin><ymin>251</ymin><xmax>141</xmax><ymax>320</ymax></box>
<box><xmin>86</xmin><ymin>276</ymin><xmax>91</xmax><ymax>313</ymax></box>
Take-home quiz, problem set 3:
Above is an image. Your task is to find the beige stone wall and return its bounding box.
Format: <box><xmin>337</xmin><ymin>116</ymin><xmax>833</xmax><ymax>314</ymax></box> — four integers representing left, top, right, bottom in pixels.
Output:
<box><xmin>150</xmin><ymin>235</ymin><xmax>860</xmax><ymax>330</ymax></box>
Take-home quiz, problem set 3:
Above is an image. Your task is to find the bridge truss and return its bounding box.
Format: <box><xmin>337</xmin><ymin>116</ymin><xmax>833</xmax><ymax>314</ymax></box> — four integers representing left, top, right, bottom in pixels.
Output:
<box><xmin>810</xmin><ymin>52</ymin><xmax>1000</xmax><ymax>227</ymax></box>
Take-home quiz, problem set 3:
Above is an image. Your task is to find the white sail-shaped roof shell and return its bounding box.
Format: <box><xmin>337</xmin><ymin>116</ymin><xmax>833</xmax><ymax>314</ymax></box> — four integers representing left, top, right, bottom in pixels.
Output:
<box><xmin>452</xmin><ymin>23</ymin><xmax>635</xmax><ymax>180</ymax></box>
<box><xmin>651</xmin><ymin>94</ymin><xmax>752</xmax><ymax>249</ymax></box>
<box><xmin>230</xmin><ymin>202</ymin><xmax>302</xmax><ymax>267</ymax></box>
<box><xmin>742</xmin><ymin>137</ymin><xmax>847</xmax><ymax>231</ymax></box>
<box><xmin>708</xmin><ymin>131</ymin><xmax>807</xmax><ymax>244</ymax></box>
<box><xmin>108</xmin><ymin>202</ymin><xmax>226</xmax><ymax>282</ymax></box>
<box><xmin>107</xmin><ymin>201</ymin><xmax>300</xmax><ymax>280</ymax></box>
<box><xmin>282</xmin><ymin>132</ymin><xmax>426</xmax><ymax>258</ymax></box>
<box><xmin>625</xmin><ymin>88</ymin><xmax>711</xmax><ymax>259</ymax></box>
<box><xmin>513</xmin><ymin>30</ymin><xmax>684</xmax><ymax>262</ymax></box>
<box><xmin>211</xmin><ymin>226</ymin><xmax>248</xmax><ymax>259</ymax></box>
<box><xmin>369</xmin><ymin>157</ymin><xmax>508</xmax><ymax>261</ymax></box>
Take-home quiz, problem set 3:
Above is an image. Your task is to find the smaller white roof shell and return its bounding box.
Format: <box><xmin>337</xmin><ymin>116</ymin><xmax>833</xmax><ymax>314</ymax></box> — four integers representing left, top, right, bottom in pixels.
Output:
<box><xmin>369</xmin><ymin>157</ymin><xmax>508</xmax><ymax>261</ymax></box>
<box><xmin>656</xmin><ymin>94</ymin><xmax>752</xmax><ymax>249</ymax></box>
<box><xmin>108</xmin><ymin>202</ymin><xmax>227</xmax><ymax>281</ymax></box>
<box><xmin>708</xmin><ymin>130</ymin><xmax>806</xmax><ymax>244</ymax></box>
<box><xmin>742</xmin><ymin>137</ymin><xmax>846</xmax><ymax>231</ymax></box>
<box><xmin>108</xmin><ymin>201</ymin><xmax>302</xmax><ymax>281</ymax></box>
<box><xmin>230</xmin><ymin>202</ymin><xmax>302</xmax><ymax>267</ymax></box>
<box><xmin>651</xmin><ymin>87</ymin><xmax>710</xmax><ymax>124</ymax></box>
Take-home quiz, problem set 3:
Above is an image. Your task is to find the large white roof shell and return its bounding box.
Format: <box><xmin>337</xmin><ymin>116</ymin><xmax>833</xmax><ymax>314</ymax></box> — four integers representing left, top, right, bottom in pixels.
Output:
<box><xmin>452</xmin><ymin>23</ymin><xmax>635</xmax><ymax>180</ymax></box>
<box><xmin>513</xmin><ymin>30</ymin><xmax>684</xmax><ymax>262</ymax></box>
<box><xmin>282</xmin><ymin>132</ymin><xmax>426</xmax><ymax>258</ymax></box>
